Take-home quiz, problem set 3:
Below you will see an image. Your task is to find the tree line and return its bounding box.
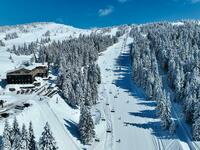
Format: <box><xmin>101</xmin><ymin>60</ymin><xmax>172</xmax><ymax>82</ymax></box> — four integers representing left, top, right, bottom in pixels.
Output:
<box><xmin>2</xmin><ymin>118</ymin><xmax>57</xmax><ymax>150</ymax></box>
<box><xmin>130</xmin><ymin>21</ymin><xmax>200</xmax><ymax>139</ymax></box>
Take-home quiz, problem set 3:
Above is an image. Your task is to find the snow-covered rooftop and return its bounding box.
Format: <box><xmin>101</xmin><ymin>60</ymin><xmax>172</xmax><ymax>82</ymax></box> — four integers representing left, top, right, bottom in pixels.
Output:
<box><xmin>7</xmin><ymin>63</ymin><xmax>48</xmax><ymax>74</ymax></box>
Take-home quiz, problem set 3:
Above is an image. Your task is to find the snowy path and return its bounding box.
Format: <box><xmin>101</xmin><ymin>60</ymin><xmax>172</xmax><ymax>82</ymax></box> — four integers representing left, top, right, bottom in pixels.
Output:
<box><xmin>94</xmin><ymin>33</ymin><xmax>188</xmax><ymax>150</ymax></box>
<box><xmin>36</xmin><ymin>100</ymin><xmax>80</xmax><ymax>150</ymax></box>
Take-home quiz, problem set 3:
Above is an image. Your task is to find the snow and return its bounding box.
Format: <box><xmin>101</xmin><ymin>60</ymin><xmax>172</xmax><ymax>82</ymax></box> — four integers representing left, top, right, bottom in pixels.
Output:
<box><xmin>24</xmin><ymin>62</ymin><xmax>48</xmax><ymax>70</ymax></box>
<box><xmin>91</xmin><ymin>33</ymin><xmax>164</xmax><ymax>150</ymax></box>
<box><xmin>0</xmin><ymin>22</ymin><xmax>92</xmax><ymax>79</ymax></box>
<box><xmin>92</xmin><ymin>26</ymin><xmax>121</xmax><ymax>37</ymax></box>
<box><xmin>158</xmin><ymin>63</ymin><xmax>200</xmax><ymax>150</ymax></box>
<box><xmin>0</xmin><ymin>22</ymin><xmax>91</xmax><ymax>46</ymax></box>
<box><xmin>88</xmin><ymin>29</ymin><xmax>200</xmax><ymax>150</ymax></box>
<box><xmin>6</xmin><ymin>63</ymin><xmax>48</xmax><ymax>74</ymax></box>
<box><xmin>0</xmin><ymin>22</ymin><xmax>118</xmax><ymax>79</ymax></box>
<box><xmin>0</xmin><ymin>22</ymin><xmax>91</xmax><ymax>149</ymax></box>
<box><xmin>0</xmin><ymin>22</ymin><xmax>200</xmax><ymax>150</ymax></box>
<box><xmin>0</xmin><ymin>78</ymin><xmax>82</xmax><ymax>150</ymax></box>
<box><xmin>171</xmin><ymin>22</ymin><xmax>185</xmax><ymax>26</ymax></box>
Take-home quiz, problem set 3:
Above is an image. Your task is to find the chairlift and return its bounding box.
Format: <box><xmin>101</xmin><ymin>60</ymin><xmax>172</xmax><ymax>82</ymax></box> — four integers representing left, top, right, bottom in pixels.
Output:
<box><xmin>95</xmin><ymin>138</ymin><xmax>100</xmax><ymax>142</ymax></box>
<box><xmin>106</xmin><ymin>130</ymin><xmax>112</xmax><ymax>133</ymax></box>
<box><xmin>111</xmin><ymin>109</ymin><xmax>115</xmax><ymax>113</ymax></box>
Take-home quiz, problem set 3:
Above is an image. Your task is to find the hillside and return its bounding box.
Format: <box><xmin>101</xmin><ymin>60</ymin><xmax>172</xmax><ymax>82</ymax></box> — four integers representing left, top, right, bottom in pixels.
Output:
<box><xmin>0</xmin><ymin>22</ymin><xmax>124</xmax><ymax>150</ymax></box>
<box><xmin>0</xmin><ymin>21</ymin><xmax>200</xmax><ymax>150</ymax></box>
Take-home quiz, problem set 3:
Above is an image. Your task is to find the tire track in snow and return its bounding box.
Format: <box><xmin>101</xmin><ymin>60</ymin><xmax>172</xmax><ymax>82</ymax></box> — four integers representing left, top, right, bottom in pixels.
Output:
<box><xmin>94</xmin><ymin>34</ymin><xmax>129</xmax><ymax>150</ymax></box>
<box><xmin>103</xmin><ymin>84</ymin><xmax>114</xmax><ymax>150</ymax></box>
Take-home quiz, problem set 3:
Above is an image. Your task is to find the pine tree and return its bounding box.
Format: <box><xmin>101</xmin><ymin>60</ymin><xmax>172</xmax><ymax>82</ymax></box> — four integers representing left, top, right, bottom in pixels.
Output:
<box><xmin>21</xmin><ymin>124</ymin><xmax>29</xmax><ymax>150</ymax></box>
<box><xmin>79</xmin><ymin>105</ymin><xmax>95</xmax><ymax>145</ymax></box>
<box><xmin>28</xmin><ymin>122</ymin><xmax>37</xmax><ymax>150</ymax></box>
<box><xmin>193</xmin><ymin>117</ymin><xmax>200</xmax><ymax>141</ymax></box>
<box><xmin>11</xmin><ymin>117</ymin><xmax>21</xmax><ymax>150</ymax></box>
<box><xmin>3</xmin><ymin>120</ymin><xmax>11</xmax><ymax>150</ymax></box>
<box><xmin>39</xmin><ymin>122</ymin><xmax>58</xmax><ymax>150</ymax></box>
<box><xmin>160</xmin><ymin>92</ymin><xmax>173</xmax><ymax>130</ymax></box>
<box><xmin>0</xmin><ymin>40</ymin><xmax>5</xmax><ymax>46</ymax></box>
<box><xmin>155</xmin><ymin>87</ymin><xmax>164</xmax><ymax>115</ymax></box>
<box><xmin>169</xmin><ymin>119</ymin><xmax>176</xmax><ymax>134</ymax></box>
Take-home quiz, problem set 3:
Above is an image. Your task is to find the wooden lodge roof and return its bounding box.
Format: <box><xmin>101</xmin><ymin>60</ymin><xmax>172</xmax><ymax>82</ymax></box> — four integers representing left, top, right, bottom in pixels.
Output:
<box><xmin>7</xmin><ymin>64</ymin><xmax>48</xmax><ymax>76</ymax></box>
<box><xmin>7</xmin><ymin>68</ymin><xmax>32</xmax><ymax>75</ymax></box>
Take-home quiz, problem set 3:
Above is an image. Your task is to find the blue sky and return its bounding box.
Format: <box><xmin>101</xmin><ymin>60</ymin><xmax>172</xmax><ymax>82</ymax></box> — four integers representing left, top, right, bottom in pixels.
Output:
<box><xmin>0</xmin><ymin>0</ymin><xmax>200</xmax><ymax>28</ymax></box>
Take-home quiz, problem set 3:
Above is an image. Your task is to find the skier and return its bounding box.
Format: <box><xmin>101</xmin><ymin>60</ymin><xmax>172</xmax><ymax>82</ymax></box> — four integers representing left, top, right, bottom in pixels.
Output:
<box><xmin>0</xmin><ymin>100</ymin><xmax>4</xmax><ymax>108</ymax></box>
<box><xmin>56</xmin><ymin>97</ymin><xmax>58</xmax><ymax>104</ymax></box>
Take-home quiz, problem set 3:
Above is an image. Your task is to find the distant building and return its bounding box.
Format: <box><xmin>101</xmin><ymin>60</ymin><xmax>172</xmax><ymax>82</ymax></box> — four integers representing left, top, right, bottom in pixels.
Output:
<box><xmin>6</xmin><ymin>64</ymin><xmax>48</xmax><ymax>84</ymax></box>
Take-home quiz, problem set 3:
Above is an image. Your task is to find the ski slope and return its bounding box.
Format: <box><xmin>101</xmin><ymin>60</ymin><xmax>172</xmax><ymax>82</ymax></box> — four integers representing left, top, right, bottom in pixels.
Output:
<box><xmin>92</xmin><ymin>32</ymin><xmax>198</xmax><ymax>150</ymax></box>
<box><xmin>0</xmin><ymin>22</ymin><xmax>200</xmax><ymax>150</ymax></box>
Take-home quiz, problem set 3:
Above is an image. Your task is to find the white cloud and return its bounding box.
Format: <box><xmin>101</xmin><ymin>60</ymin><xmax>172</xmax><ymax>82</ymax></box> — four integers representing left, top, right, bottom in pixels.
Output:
<box><xmin>98</xmin><ymin>6</ymin><xmax>114</xmax><ymax>17</ymax></box>
<box><xmin>118</xmin><ymin>0</ymin><xmax>128</xmax><ymax>3</ymax></box>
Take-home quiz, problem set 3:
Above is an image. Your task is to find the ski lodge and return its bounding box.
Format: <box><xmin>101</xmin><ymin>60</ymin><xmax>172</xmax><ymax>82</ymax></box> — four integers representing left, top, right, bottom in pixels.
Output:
<box><xmin>6</xmin><ymin>64</ymin><xmax>48</xmax><ymax>84</ymax></box>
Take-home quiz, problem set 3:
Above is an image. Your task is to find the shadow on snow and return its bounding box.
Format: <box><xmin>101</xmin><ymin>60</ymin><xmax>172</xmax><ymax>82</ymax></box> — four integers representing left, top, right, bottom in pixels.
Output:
<box><xmin>64</xmin><ymin>119</ymin><xmax>80</xmax><ymax>141</ymax></box>
<box><xmin>129</xmin><ymin>109</ymin><xmax>157</xmax><ymax>119</ymax></box>
<box><xmin>0</xmin><ymin>135</ymin><xmax>2</xmax><ymax>149</ymax></box>
<box><xmin>124</xmin><ymin>121</ymin><xmax>175</xmax><ymax>139</ymax></box>
<box><xmin>137</xmin><ymin>101</ymin><xmax>157</xmax><ymax>107</ymax></box>
<box><xmin>113</xmin><ymin>48</ymin><xmax>146</xmax><ymax>99</ymax></box>
<box><xmin>113</xmin><ymin>47</ymin><xmax>190</xmax><ymax>144</ymax></box>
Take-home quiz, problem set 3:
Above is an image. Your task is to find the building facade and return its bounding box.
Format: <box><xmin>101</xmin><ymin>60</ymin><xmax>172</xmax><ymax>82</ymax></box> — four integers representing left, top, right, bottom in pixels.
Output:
<box><xmin>7</xmin><ymin>65</ymin><xmax>48</xmax><ymax>84</ymax></box>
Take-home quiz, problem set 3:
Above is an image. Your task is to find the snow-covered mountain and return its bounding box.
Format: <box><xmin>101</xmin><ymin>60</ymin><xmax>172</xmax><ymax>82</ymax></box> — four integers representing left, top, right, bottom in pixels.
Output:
<box><xmin>0</xmin><ymin>22</ymin><xmax>122</xmax><ymax>77</ymax></box>
<box><xmin>0</xmin><ymin>22</ymin><xmax>121</xmax><ymax>46</ymax></box>
<box><xmin>0</xmin><ymin>21</ymin><xmax>200</xmax><ymax>150</ymax></box>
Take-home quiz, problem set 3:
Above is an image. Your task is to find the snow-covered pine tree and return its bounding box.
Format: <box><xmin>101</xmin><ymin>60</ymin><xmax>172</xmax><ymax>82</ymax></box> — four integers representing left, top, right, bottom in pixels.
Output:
<box><xmin>21</xmin><ymin>124</ymin><xmax>29</xmax><ymax>150</ymax></box>
<box><xmin>79</xmin><ymin>105</ymin><xmax>95</xmax><ymax>145</ymax></box>
<box><xmin>39</xmin><ymin>122</ymin><xmax>58</xmax><ymax>150</ymax></box>
<box><xmin>160</xmin><ymin>92</ymin><xmax>173</xmax><ymax>130</ymax></box>
<box><xmin>129</xmin><ymin>21</ymin><xmax>200</xmax><ymax>137</ymax></box>
<box><xmin>3</xmin><ymin>120</ymin><xmax>11</xmax><ymax>150</ymax></box>
<box><xmin>193</xmin><ymin>117</ymin><xmax>200</xmax><ymax>141</ymax></box>
<box><xmin>11</xmin><ymin>117</ymin><xmax>21</xmax><ymax>150</ymax></box>
<box><xmin>28</xmin><ymin>122</ymin><xmax>37</xmax><ymax>150</ymax></box>
<box><xmin>155</xmin><ymin>87</ymin><xmax>164</xmax><ymax>115</ymax></box>
<box><xmin>0</xmin><ymin>40</ymin><xmax>5</xmax><ymax>46</ymax></box>
<box><xmin>44</xmin><ymin>30</ymin><xmax>50</xmax><ymax>37</ymax></box>
<box><xmin>192</xmin><ymin>102</ymin><xmax>200</xmax><ymax>140</ymax></box>
<box><xmin>169</xmin><ymin>119</ymin><xmax>176</xmax><ymax>134</ymax></box>
<box><xmin>174</xmin><ymin>65</ymin><xmax>185</xmax><ymax>101</ymax></box>
<box><xmin>5</xmin><ymin>32</ymin><xmax>18</xmax><ymax>40</ymax></box>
